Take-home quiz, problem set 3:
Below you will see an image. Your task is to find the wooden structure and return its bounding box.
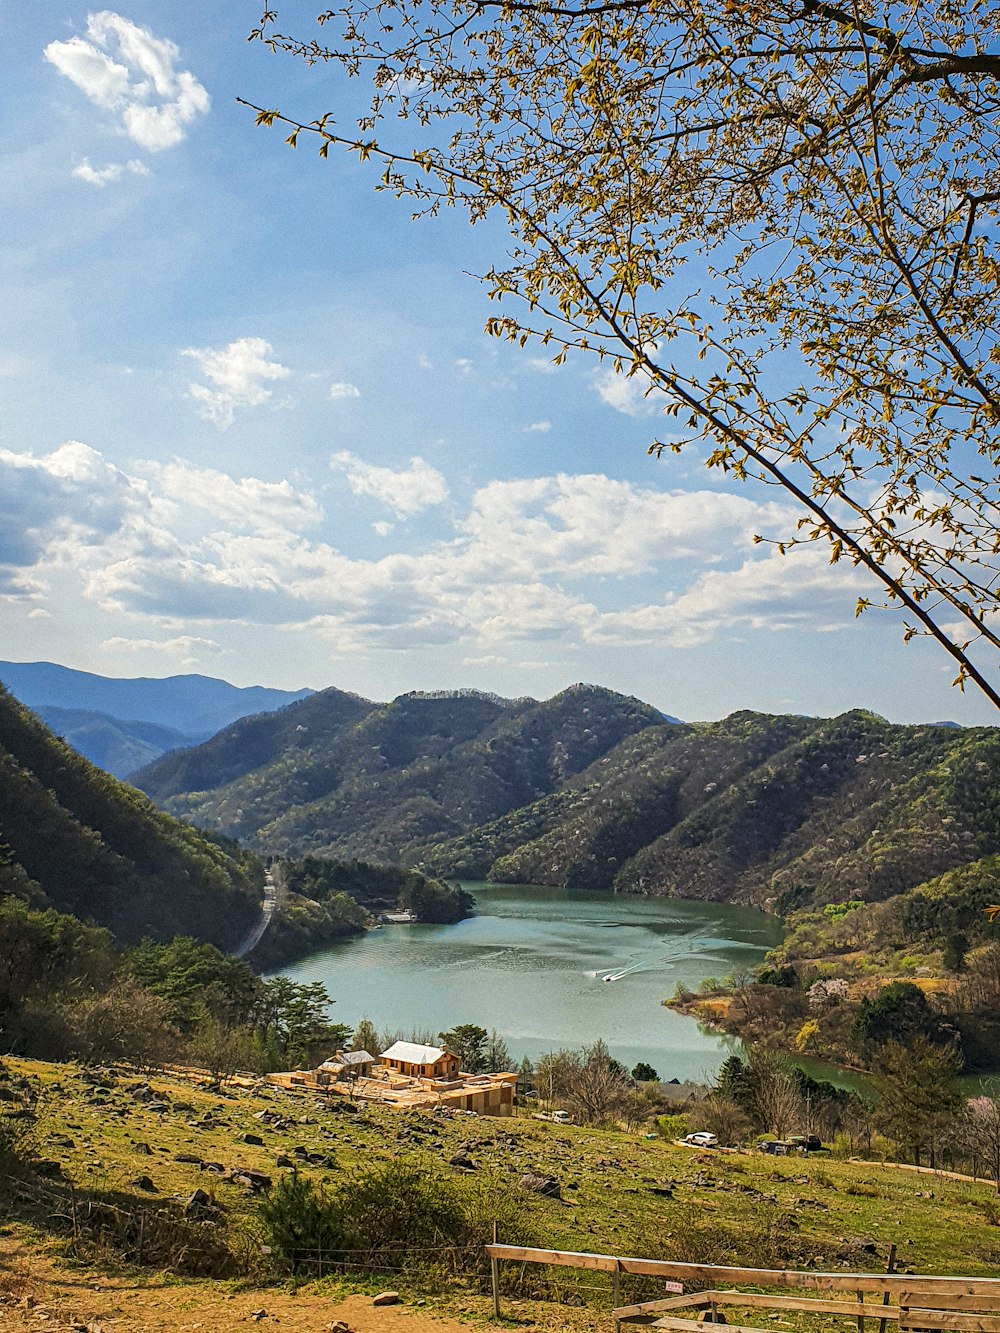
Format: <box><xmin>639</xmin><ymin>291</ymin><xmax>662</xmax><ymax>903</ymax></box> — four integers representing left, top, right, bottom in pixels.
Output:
<box><xmin>380</xmin><ymin>1041</ymin><xmax>460</xmax><ymax>1079</ymax></box>
<box><xmin>485</xmin><ymin>1243</ymin><xmax>1000</xmax><ymax>1333</ymax></box>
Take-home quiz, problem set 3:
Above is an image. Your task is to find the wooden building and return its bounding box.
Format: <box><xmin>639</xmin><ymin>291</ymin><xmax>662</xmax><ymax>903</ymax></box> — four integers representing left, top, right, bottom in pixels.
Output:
<box><xmin>380</xmin><ymin>1040</ymin><xmax>460</xmax><ymax>1080</ymax></box>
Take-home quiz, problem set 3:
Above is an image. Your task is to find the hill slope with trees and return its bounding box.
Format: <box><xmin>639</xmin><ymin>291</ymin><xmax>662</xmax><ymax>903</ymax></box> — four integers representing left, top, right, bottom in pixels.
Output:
<box><xmin>0</xmin><ymin>685</ymin><xmax>262</xmax><ymax>949</ymax></box>
<box><xmin>134</xmin><ymin>684</ymin><xmax>666</xmax><ymax>860</ymax></box>
<box><xmin>137</xmin><ymin>691</ymin><xmax>998</xmax><ymax>936</ymax></box>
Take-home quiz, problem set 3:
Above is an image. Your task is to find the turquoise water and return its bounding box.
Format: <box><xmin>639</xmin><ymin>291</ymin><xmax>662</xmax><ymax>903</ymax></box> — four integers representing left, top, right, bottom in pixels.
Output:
<box><xmin>276</xmin><ymin>881</ymin><xmax>784</xmax><ymax>1081</ymax></box>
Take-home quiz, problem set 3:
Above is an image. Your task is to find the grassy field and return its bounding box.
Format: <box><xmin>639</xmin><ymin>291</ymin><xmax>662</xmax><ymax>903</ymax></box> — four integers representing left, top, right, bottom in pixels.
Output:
<box><xmin>3</xmin><ymin>1057</ymin><xmax>1000</xmax><ymax>1328</ymax></box>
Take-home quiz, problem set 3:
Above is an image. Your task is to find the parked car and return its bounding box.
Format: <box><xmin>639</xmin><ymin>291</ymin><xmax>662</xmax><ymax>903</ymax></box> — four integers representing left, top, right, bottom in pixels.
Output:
<box><xmin>551</xmin><ymin>1110</ymin><xmax>573</xmax><ymax>1125</ymax></box>
<box><xmin>685</xmin><ymin>1131</ymin><xmax>719</xmax><ymax>1147</ymax></box>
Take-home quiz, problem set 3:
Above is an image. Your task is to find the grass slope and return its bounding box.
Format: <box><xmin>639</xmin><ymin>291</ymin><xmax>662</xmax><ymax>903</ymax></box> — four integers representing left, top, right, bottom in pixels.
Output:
<box><xmin>7</xmin><ymin>1058</ymin><xmax>1000</xmax><ymax>1287</ymax></box>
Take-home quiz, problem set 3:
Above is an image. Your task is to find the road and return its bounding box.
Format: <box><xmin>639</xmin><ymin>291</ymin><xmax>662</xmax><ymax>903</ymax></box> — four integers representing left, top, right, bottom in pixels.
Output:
<box><xmin>233</xmin><ymin>870</ymin><xmax>278</xmax><ymax>958</ymax></box>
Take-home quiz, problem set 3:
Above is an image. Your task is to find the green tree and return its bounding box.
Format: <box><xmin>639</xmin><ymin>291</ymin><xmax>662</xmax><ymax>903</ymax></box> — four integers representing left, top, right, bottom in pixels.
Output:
<box><xmin>851</xmin><ymin>982</ymin><xmax>941</xmax><ymax>1057</ymax></box>
<box><xmin>250</xmin><ymin>2</ymin><xmax>1000</xmax><ymax>708</ymax></box>
<box><xmin>256</xmin><ymin>977</ymin><xmax>349</xmax><ymax>1068</ymax></box>
<box><xmin>872</xmin><ymin>1038</ymin><xmax>963</xmax><ymax>1168</ymax></box>
<box><xmin>631</xmin><ymin>1061</ymin><xmax>659</xmax><ymax>1083</ymax></box>
<box><xmin>352</xmin><ymin>1015</ymin><xmax>381</xmax><ymax>1056</ymax></box>
<box><xmin>439</xmin><ymin>1023</ymin><xmax>489</xmax><ymax>1072</ymax></box>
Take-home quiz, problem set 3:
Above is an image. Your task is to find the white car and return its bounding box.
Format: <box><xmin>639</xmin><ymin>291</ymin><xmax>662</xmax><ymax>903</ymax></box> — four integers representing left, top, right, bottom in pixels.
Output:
<box><xmin>685</xmin><ymin>1131</ymin><xmax>718</xmax><ymax>1147</ymax></box>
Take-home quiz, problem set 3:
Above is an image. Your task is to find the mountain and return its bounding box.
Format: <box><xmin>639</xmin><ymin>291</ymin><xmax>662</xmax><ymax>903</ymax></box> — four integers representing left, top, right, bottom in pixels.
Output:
<box><xmin>32</xmin><ymin>706</ymin><xmax>192</xmax><ymax>779</ymax></box>
<box><xmin>0</xmin><ymin>684</ymin><xmax>262</xmax><ymax>948</ymax></box>
<box><xmin>423</xmin><ymin>709</ymin><xmax>1000</xmax><ymax>911</ymax></box>
<box><xmin>133</xmin><ymin>683</ymin><xmax>667</xmax><ymax>861</ymax></box>
<box><xmin>137</xmin><ymin>693</ymin><xmax>1000</xmax><ymax>920</ymax></box>
<box><xmin>0</xmin><ymin>661</ymin><xmax>313</xmax><ymax>738</ymax></box>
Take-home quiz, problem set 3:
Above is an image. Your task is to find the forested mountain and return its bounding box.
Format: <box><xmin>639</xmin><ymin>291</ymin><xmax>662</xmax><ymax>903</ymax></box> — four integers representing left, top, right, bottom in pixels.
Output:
<box><xmin>425</xmin><ymin>710</ymin><xmax>1000</xmax><ymax>911</ymax></box>
<box><xmin>137</xmin><ymin>692</ymin><xmax>999</xmax><ymax>929</ymax></box>
<box><xmin>0</xmin><ymin>685</ymin><xmax>262</xmax><ymax>948</ymax></box>
<box><xmin>134</xmin><ymin>683</ymin><xmax>667</xmax><ymax>859</ymax></box>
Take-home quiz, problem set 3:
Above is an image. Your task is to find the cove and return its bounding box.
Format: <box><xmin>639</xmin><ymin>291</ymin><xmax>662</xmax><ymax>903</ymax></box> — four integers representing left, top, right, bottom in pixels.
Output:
<box><xmin>275</xmin><ymin>881</ymin><xmax>784</xmax><ymax>1081</ymax></box>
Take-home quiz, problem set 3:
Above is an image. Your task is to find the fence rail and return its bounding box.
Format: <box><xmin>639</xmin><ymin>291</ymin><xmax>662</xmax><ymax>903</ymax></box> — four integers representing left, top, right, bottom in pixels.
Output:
<box><xmin>485</xmin><ymin>1243</ymin><xmax>1000</xmax><ymax>1331</ymax></box>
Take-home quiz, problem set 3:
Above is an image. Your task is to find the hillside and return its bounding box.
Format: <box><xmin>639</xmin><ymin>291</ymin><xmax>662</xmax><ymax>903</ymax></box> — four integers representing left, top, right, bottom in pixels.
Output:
<box><xmin>0</xmin><ymin>684</ymin><xmax>262</xmax><ymax>948</ymax></box>
<box><xmin>136</xmin><ymin>692</ymin><xmax>1000</xmax><ymax>928</ymax></box>
<box><xmin>420</xmin><ymin>710</ymin><xmax>1000</xmax><ymax>913</ymax></box>
<box><xmin>5</xmin><ymin>1056</ymin><xmax>1000</xmax><ymax>1326</ymax></box>
<box><xmin>135</xmin><ymin>684</ymin><xmax>666</xmax><ymax>861</ymax></box>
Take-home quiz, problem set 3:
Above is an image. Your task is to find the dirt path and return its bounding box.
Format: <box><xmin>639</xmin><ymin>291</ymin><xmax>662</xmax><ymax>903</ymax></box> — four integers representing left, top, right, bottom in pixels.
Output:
<box><xmin>0</xmin><ymin>1238</ymin><xmax>501</xmax><ymax>1333</ymax></box>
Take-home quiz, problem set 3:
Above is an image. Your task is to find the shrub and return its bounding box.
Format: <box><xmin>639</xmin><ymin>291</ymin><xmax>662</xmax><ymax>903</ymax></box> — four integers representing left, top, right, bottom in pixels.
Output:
<box><xmin>257</xmin><ymin>1162</ymin><xmax>537</xmax><ymax>1282</ymax></box>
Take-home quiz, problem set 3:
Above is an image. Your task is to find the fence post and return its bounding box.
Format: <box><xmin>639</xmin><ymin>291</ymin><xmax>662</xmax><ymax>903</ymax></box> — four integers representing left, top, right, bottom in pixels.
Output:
<box><xmin>878</xmin><ymin>1243</ymin><xmax>898</xmax><ymax>1333</ymax></box>
<box><xmin>612</xmin><ymin>1259</ymin><xmax>622</xmax><ymax>1333</ymax></box>
<box><xmin>491</xmin><ymin>1221</ymin><xmax>501</xmax><ymax>1320</ymax></box>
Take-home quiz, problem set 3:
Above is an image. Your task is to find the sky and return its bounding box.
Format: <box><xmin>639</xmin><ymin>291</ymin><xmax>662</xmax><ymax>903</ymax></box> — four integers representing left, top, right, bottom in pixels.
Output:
<box><xmin>1</xmin><ymin>3</ymin><xmax>996</xmax><ymax>726</ymax></box>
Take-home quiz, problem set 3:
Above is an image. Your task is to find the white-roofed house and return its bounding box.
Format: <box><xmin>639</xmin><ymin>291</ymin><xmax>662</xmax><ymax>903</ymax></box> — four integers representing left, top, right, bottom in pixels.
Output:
<box><xmin>380</xmin><ymin>1041</ymin><xmax>460</xmax><ymax>1080</ymax></box>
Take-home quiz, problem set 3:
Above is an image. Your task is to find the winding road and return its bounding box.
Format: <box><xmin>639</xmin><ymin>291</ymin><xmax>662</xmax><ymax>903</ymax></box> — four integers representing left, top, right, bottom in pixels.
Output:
<box><xmin>234</xmin><ymin>870</ymin><xmax>278</xmax><ymax>958</ymax></box>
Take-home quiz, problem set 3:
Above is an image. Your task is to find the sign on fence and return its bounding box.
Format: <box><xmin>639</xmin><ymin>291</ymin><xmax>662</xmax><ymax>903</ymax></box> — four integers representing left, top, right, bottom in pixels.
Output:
<box><xmin>664</xmin><ymin>1282</ymin><xmax>684</xmax><ymax>1294</ymax></box>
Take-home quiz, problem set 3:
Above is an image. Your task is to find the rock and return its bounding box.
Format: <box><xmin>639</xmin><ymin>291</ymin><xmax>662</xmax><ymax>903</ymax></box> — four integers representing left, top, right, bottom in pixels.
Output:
<box><xmin>327</xmin><ymin>1321</ymin><xmax>352</xmax><ymax>1332</ymax></box>
<box><xmin>174</xmin><ymin>1153</ymin><xmax>204</xmax><ymax>1165</ymax></box>
<box><xmin>130</xmin><ymin>1175</ymin><xmax>156</xmax><ymax>1191</ymax></box>
<box><xmin>373</xmin><ymin>1292</ymin><xmax>400</xmax><ymax>1307</ymax></box>
<box><xmin>449</xmin><ymin>1153</ymin><xmax>477</xmax><ymax>1171</ymax></box>
<box><xmin>275</xmin><ymin>1155</ymin><xmax>294</xmax><ymax>1168</ymax></box>
<box><xmin>520</xmin><ymin>1172</ymin><xmax>561</xmax><ymax>1199</ymax></box>
<box><xmin>229</xmin><ymin>1169</ymin><xmax>272</xmax><ymax>1192</ymax></box>
<box><xmin>184</xmin><ymin>1188</ymin><xmax>212</xmax><ymax>1214</ymax></box>
<box><xmin>133</xmin><ymin>1142</ymin><xmax>153</xmax><ymax>1155</ymax></box>
<box><xmin>243</xmin><ymin>1132</ymin><xmax>265</xmax><ymax>1146</ymax></box>
<box><xmin>248</xmin><ymin>1309</ymin><xmax>268</xmax><ymax>1321</ymax></box>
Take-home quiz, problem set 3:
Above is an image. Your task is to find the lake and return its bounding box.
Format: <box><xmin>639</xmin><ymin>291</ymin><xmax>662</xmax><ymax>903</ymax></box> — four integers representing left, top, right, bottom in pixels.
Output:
<box><xmin>276</xmin><ymin>881</ymin><xmax>784</xmax><ymax>1080</ymax></box>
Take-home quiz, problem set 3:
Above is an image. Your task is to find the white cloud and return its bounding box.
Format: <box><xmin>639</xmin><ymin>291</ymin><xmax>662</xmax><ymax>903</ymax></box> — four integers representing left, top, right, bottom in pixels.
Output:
<box><xmin>459</xmin><ymin>474</ymin><xmax>792</xmax><ymax>580</ymax></box>
<box><xmin>585</xmin><ymin>545</ymin><xmax>871</xmax><ymax>648</ymax></box>
<box><xmin>525</xmin><ymin>420</ymin><xmax>552</xmax><ymax>433</ymax></box>
<box><xmin>103</xmin><ymin>634</ymin><xmax>223</xmax><ymax>656</ymax></box>
<box><xmin>0</xmin><ymin>440</ymin><xmax>878</xmax><ymax>662</ymax></box>
<box><xmin>593</xmin><ymin>364</ymin><xmax>658</xmax><ymax>416</ymax></box>
<box><xmin>372</xmin><ymin>521</ymin><xmax>395</xmax><ymax>537</ymax></box>
<box><xmin>141</xmin><ymin>460</ymin><xmax>322</xmax><ymax>533</ymax></box>
<box><xmin>0</xmin><ymin>441</ymin><xmax>148</xmax><ymax>596</ymax></box>
<box><xmin>329</xmin><ymin>381</ymin><xmax>361</xmax><ymax>400</ymax></box>
<box><xmin>101</xmin><ymin>634</ymin><xmax>224</xmax><ymax>669</ymax></box>
<box><xmin>331</xmin><ymin>451</ymin><xmax>449</xmax><ymax>517</ymax></box>
<box><xmin>183</xmin><ymin>337</ymin><xmax>292</xmax><ymax>428</ymax></box>
<box><xmin>72</xmin><ymin>157</ymin><xmax>150</xmax><ymax>186</ymax></box>
<box><xmin>45</xmin><ymin>12</ymin><xmax>210</xmax><ymax>153</ymax></box>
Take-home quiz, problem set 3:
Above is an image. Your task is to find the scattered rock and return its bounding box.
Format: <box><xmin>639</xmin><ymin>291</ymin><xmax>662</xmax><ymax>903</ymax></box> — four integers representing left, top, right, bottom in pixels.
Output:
<box><xmin>184</xmin><ymin>1188</ymin><xmax>212</xmax><ymax>1215</ymax></box>
<box><xmin>133</xmin><ymin>1142</ymin><xmax>153</xmax><ymax>1155</ymax></box>
<box><xmin>449</xmin><ymin>1152</ymin><xmax>477</xmax><ymax>1171</ymax></box>
<box><xmin>243</xmin><ymin>1132</ymin><xmax>265</xmax><ymax>1146</ymax></box>
<box><xmin>520</xmin><ymin>1172</ymin><xmax>561</xmax><ymax>1199</ymax></box>
<box><xmin>131</xmin><ymin>1175</ymin><xmax>156</xmax><ymax>1191</ymax></box>
<box><xmin>174</xmin><ymin>1153</ymin><xmax>204</xmax><ymax>1165</ymax></box>
<box><xmin>373</xmin><ymin>1292</ymin><xmax>400</xmax><ymax>1306</ymax></box>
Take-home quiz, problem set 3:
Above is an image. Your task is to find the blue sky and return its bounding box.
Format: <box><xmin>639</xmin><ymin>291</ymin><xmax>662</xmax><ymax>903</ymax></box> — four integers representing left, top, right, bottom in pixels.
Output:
<box><xmin>1</xmin><ymin>3</ymin><xmax>994</xmax><ymax>725</ymax></box>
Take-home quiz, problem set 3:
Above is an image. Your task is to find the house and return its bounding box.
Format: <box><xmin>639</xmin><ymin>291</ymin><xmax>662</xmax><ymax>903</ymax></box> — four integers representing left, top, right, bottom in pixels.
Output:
<box><xmin>380</xmin><ymin>1041</ymin><xmax>460</xmax><ymax>1080</ymax></box>
<box><xmin>316</xmin><ymin>1049</ymin><xmax>377</xmax><ymax>1084</ymax></box>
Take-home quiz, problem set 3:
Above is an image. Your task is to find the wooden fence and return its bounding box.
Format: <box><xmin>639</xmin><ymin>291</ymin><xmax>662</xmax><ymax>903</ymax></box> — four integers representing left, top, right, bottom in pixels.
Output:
<box><xmin>485</xmin><ymin>1243</ymin><xmax>1000</xmax><ymax>1332</ymax></box>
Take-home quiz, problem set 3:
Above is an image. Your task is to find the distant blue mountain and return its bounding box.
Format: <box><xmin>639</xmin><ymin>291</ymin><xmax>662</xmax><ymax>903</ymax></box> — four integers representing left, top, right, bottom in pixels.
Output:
<box><xmin>32</xmin><ymin>706</ymin><xmax>193</xmax><ymax>780</ymax></box>
<box><xmin>0</xmin><ymin>661</ymin><xmax>314</xmax><ymax>770</ymax></box>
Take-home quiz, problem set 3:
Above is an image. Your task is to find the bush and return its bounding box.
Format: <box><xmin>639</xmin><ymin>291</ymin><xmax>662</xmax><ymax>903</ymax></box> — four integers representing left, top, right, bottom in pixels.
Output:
<box><xmin>257</xmin><ymin>1162</ymin><xmax>537</xmax><ymax>1282</ymax></box>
